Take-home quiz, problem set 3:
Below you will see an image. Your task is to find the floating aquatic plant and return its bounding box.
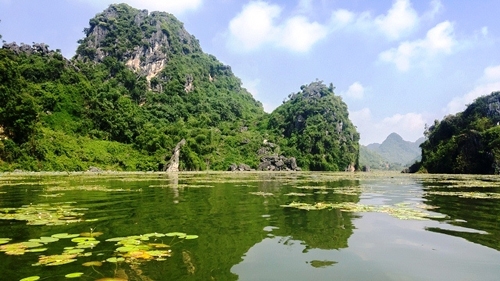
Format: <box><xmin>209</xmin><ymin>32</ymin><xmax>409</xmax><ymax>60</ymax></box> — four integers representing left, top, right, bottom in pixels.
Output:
<box><xmin>284</xmin><ymin>192</ymin><xmax>309</xmax><ymax>196</ymax></box>
<box><xmin>20</xmin><ymin>276</ymin><xmax>40</xmax><ymax>281</ymax></box>
<box><xmin>280</xmin><ymin>201</ymin><xmax>446</xmax><ymax>221</ymax></box>
<box><xmin>65</xmin><ymin>272</ymin><xmax>84</xmax><ymax>278</ymax></box>
<box><xmin>249</xmin><ymin>192</ymin><xmax>274</xmax><ymax>196</ymax></box>
<box><xmin>309</xmin><ymin>260</ymin><xmax>337</xmax><ymax>268</ymax></box>
<box><xmin>0</xmin><ymin>238</ymin><xmax>11</xmax><ymax>245</ymax></box>
<box><xmin>33</xmin><ymin>253</ymin><xmax>78</xmax><ymax>266</ymax></box>
<box><xmin>427</xmin><ymin>191</ymin><xmax>500</xmax><ymax>199</ymax></box>
<box><xmin>45</xmin><ymin>185</ymin><xmax>137</xmax><ymax>192</ymax></box>
<box><xmin>295</xmin><ymin>185</ymin><xmax>329</xmax><ymax>190</ymax></box>
<box><xmin>0</xmin><ymin>202</ymin><xmax>90</xmax><ymax>226</ymax></box>
<box><xmin>82</xmin><ymin>261</ymin><xmax>102</xmax><ymax>267</ymax></box>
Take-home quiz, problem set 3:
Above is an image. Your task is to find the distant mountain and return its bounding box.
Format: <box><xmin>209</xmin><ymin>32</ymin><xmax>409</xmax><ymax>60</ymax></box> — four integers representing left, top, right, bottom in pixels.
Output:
<box><xmin>360</xmin><ymin>133</ymin><xmax>424</xmax><ymax>170</ymax></box>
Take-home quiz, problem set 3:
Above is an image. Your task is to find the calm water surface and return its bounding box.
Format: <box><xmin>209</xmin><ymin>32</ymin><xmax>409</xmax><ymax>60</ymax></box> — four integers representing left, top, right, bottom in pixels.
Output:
<box><xmin>0</xmin><ymin>172</ymin><xmax>499</xmax><ymax>281</ymax></box>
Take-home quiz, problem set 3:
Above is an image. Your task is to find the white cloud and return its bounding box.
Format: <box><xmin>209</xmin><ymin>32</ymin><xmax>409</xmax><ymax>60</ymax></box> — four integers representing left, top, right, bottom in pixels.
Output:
<box><xmin>227</xmin><ymin>1</ymin><xmax>328</xmax><ymax>53</ymax></box>
<box><xmin>422</xmin><ymin>0</ymin><xmax>443</xmax><ymax>20</ymax></box>
<box><xmin>350</xmin><ymin>108</ymin><xmax>427</xmax><ymax>145</ymax></box>
<box><xmin>374</xmin><ymin>0</ymin><xmax>418</xmax><ymax>40</ymax></box>
<box><xmin>445</xmin><ymin>65</ymin><xmax>500</xmax><ymax>114</ymax></box>
<box><xmin>278</xmin><ymin>16</ymin><xmax>328</xmax><ymax>52</ymax></box>
<box><xmin>379</xmin><ymin>21</ymin><xmax>456</xmax><ymax>71</ymax></box>
<box><xmin>297</xmin><ymin>0</ymin><xmax>314</xmax><ymax>13</ymax></box>
<box><xmin>228</xmin><ymin>1</ymin><xmax>281</xmax><ymax>52</ymax></box>
<box><xmin>329</xmin><ymin>0</ymin><xmax>442</xmax><ymax>40</ymax></box>
<box><xmin>481</xmin><ymin>26</ymin><xmax>489</xmax><ymax>37</ymax></box>
<box><xmin>331</xmin><ymin>9</ymin><xmax>355</xmax><ymax>28</ymax></box>
<box><xmin>343</xmin><ymin>82</ymin><xmax>365</xmax><ymax>100</ymax></box>
<box><xmin>77</xmin><ymin>0</ymin><xmax>203</xmax><ymax>15</ymax></box>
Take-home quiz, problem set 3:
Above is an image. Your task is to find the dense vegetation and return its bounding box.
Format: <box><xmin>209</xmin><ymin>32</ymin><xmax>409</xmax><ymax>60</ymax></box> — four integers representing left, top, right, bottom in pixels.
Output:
<box><xmin>0</xmin><ymin>4</ymin><xmax>359</xmax><ymax>172</ymax></box>
<box><xmin>268</xmin><ymin>81</ymin><xmax>359</xmax><ymax>171</ymax></box>
<box><xmin>419</xmin><ymin>91</ymin><xmax>500</xmax><ymax>174</ymax></box>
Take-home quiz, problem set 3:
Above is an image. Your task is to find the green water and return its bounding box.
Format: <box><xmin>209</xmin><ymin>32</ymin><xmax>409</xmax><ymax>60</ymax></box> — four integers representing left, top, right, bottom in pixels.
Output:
<box><xmin>0</xmin><ymin>172</ymin><xmax>499</xmax><ymax>281</ymax></box>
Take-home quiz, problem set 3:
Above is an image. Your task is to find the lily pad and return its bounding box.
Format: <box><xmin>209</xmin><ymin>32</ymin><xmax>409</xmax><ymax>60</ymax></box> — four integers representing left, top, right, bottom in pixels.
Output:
<box><xmin>0</xmin><ymin>238</ymin><xmax>11</xmax><ymax>245</ymax></box>
<box><xmin>65</xmin><ymin>272</ymin><xmax>84</xmax><ymax>278</ymax></box>
<box><xmin>51</xmin><ymin>233</ymin><xmax>80</xmax><ymax>239</ymax></box>
<box><xmin>26</xmin><ymin>248</ymin><xmax>48</xmax><ymax>253</ymax></box>
<box><xmin>20</xmin><ymin>276</ymin><xmax>40</xmax><ymax>281</ymax></box>
<box><xmin>80</xmin><ymin>231</ymin><xmax>103</xmax><ymax>237</ymax></box>
<box><xmin>82</xmin><ymin>261</ymin><xmax>102</xmax><ymax>267</ymax></box>
<box><xmin>0</xmin><ymin>202</ymin><xmax>88</xmax><ymax>226</ymax></box>
<box><xmin>184</xmin><ymin>235</ymin><xmax>199</xmax><ymax>240</ymax></box>
<box><xmin>106</xmin><ymin>257</ymin><xmax>125</xmax><ymax>263</ymax></box>
<box><xmin>39</xmin><ymin>236</ymin><xmax>59</xmax><ymax>243</ymax></box>
<box><xmin>33</xmin><ymin>254</ymin><xmax>78</xmax><ymax>266</ymax></box>
<box><xmin>165</xmin><ymin>232</ymin><xmax>186</xmax><ymax>238</ymax></box>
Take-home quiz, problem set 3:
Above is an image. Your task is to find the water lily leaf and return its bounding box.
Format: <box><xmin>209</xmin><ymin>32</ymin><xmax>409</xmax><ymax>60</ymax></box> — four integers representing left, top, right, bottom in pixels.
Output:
<box><xmin>106</xmin><ymin>257</ymin><xmax>125</xmax><ymax>263</ymax></box>
<box><xmin>40</xmin><ymin>236</ymin><xmax>59</xmax><ymax>243</ymax></box>
<box><xmin>33</xmin><ymin>254</ymin><xmax>78</xmax><ymax>266</ymax></box>
<box><xmin>184</xmin><ymin>235</ymin><xmax>199</xmax><ymax>240</ymax></box>
<box><xmin>26</xmin><ymin>248</ymin><xmax>48</xmax><ymax>253</ymax></box>
<box><xmin>65</xmin><ymin>272</ymin><xmax>84</xmax><ymax>278</ymax></box>
<box><xmin>22</xmin><ymin>241</ymin><xmax>44</xmax><ymax>248</ymax></box>
<box><xmin>149</xmin><ymin>243</ymin><xmax>169</xmax><ymax>248</ymax></box>
<box><xmin>165</xmin><ymin>232</ymin><xmax>186</xmax><ymax>237</ymax></box>
<box><xmin>52</xmin><ymin>233</ymin><xmax>80</xmax><ymax>239</ymax></box>
<box><xmin>20</xmin><ymin>276</ymin><xmax>40</xmax><ymax>281</ymax></box>
<box><xmin>0</xmin><ymin>238</ymin><xmax>11</xmax><ymax>245</ymax></box>
<box><xmin>47</xmin><ymin>259</ymin><xmax>77</xmax><ymax>266</ymax></box>
<box><xmin>146</xmin><ymin>250</ymin><xmax>171</xmax><ymax>257</ymax></box>
<box><xmin>82</xmin><ymin>261</ymin><xmax>102</xmax><ymax>267</ymax></box>
<box><xmin>123</xmin><ymin>250</ymin><xmax>154</xmax><ymax>260</ymax></box>
<box><xmin>105</xmin><ymin>237</ymin><xmax>126</xmax><ymax>242</ymax></box>
<box><xmin>116</xmin><ymin>245</ymin><xmax>141</xmax><ymax>252</ymax></box>
<box><xmin>64</xmin><ymin>248</ymin><xmax>85</xmax><ymax>254</ymax></box>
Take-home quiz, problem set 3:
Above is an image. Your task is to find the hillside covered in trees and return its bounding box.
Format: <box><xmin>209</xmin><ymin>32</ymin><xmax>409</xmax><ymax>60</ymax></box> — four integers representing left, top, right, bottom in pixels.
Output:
<box><xmin>0</xmin><ymin>4</ymin><xmax>359</xmax><ymax>172</ymax></box>
<box><xmin>418</xmin><ymin>91</ymin><xmax>500</xmax><ymax>174</ymax></box>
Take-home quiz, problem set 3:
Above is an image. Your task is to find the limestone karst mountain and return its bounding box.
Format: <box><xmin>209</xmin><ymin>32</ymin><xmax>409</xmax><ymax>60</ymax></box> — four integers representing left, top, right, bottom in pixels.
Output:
<box><xmin>0</xmin><ymin>3</ymin><xmax>359</xmax><ymax>172</ymax></box>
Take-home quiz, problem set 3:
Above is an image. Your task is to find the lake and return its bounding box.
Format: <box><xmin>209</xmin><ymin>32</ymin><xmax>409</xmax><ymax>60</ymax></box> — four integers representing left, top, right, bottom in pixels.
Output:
<box><xmin>0</xmin><ymin>172</ymin><xmax>499</xmax><ymax>281</ymax></box>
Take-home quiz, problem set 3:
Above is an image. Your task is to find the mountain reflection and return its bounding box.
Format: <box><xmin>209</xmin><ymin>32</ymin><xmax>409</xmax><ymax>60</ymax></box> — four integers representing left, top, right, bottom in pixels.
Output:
<box><xmin>422</xmin><ymin>176</ymin><xmax>500</xmax><ymax>251</ymax></box>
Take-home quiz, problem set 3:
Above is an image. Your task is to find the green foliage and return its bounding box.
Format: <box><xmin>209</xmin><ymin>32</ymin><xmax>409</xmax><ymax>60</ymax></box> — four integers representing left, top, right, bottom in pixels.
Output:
<box><xmin>420</xmin><ymin>91</ymin><xmax>500</xmax><ymax>174</ymax></box>
<box><xmin>268</xmin><ymin>81</ymin><xmax>360</xmax><ymax>171</ymax></box>
<box><xmin>0</xmin><ymin>5</ymin><xmax>360</xmax><ymax>172</ymax></box>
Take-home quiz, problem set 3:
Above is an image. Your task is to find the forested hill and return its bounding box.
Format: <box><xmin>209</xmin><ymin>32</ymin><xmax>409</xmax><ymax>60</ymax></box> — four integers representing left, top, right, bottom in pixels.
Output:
<box><xmin>268</xmin><ymin>81</ymin><xmax>359</xmax><ymax>171</ymax></box>
<box><xmin>0</xmin><ymin>3</ymin><xmax>359</xmax><ymax>172</ymax></box>
<box><xmin>418</xmin><ymin>91</ymin><xmax>500</xmax><ymax>174</ymax></box>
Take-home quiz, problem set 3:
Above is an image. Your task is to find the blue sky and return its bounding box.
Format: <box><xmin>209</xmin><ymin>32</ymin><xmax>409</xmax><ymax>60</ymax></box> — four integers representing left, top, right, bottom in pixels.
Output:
<box><xmin>1</xmin><ymin>0</ymin><xmax>499</xmax><ymax>145</ymax></box>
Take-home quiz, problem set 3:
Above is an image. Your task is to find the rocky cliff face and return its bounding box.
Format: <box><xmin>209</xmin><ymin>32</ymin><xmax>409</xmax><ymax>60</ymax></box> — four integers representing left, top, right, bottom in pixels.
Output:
<box><xmin>76</xmin><ymin>4</ymin><xmax>201</xmax><ymax>82</ymax></box>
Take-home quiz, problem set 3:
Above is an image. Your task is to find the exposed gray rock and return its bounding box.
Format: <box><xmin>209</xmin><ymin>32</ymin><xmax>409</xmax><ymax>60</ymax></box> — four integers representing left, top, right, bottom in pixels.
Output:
<box><xmin>238</xmin><ymin>164</ymin><xmax>251</xmax><ymax>171</ymax></box>
<box><xmin>88</xmin><ymin>166</ymin><xmax>103</xmax><ymax>173</ymax></box>
<box><xmin>258</xmin><ymin>155</ymin><xmax>300</xmax><ymax>171</ymax></box>
<box><xmin>228</xmin><ymin>163</ymin><xmax>238</xmax><ymax>171</ymax></box>
<box><xmin>164</xmin><ymin>139</ymin><xmax>186</xmax><ymax>172</ymax></box>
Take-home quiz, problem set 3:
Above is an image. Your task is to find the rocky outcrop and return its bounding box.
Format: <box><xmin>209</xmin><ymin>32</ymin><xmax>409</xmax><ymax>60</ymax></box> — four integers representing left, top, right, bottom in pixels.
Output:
<box><xmin>76</xmin><ymin>4</ymin><xmax>201</xmax><ymax>83</ymax></box>
<box><xmin>164</xmin><ymin>139</ymin><xmax>186</xmax><ymax>172</ymax></box>
<box><xmin>258</xmin><ymin>155</ymin><xmax>300</xmax><ymax>171</ymax></box>
<box><xmin>228</xmin><ymin>163</ymin><xmax>252</xmax><ymax>172</ymax></box>
<box><xmin>88</xmin><ymin>166</ymin><xmax>103</xmax><ymax>173</ymax></box>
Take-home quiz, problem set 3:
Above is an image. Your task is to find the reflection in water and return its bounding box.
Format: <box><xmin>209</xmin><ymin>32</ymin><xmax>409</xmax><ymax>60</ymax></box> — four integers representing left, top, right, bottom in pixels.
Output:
<box><xmin>0</xmin><ymin>173</ymin><xmax>500</xmax><ymax>280</ymax></box>
<box><xmin>422</xmin><ymin>176</ymin><xmax>500</xmax><ymax>251</ymax></box>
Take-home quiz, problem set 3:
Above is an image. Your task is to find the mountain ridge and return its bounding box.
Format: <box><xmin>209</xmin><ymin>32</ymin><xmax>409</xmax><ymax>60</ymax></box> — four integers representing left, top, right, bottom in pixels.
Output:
<box><xmin>360</xmin><ymin>132</ymin><xmax>423</xmax><ymax>170</ymax></box>
<box><xmin>0</xmin><ymin>3</ymin><xmax>359</xmax><ymax>172</ymax></box>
